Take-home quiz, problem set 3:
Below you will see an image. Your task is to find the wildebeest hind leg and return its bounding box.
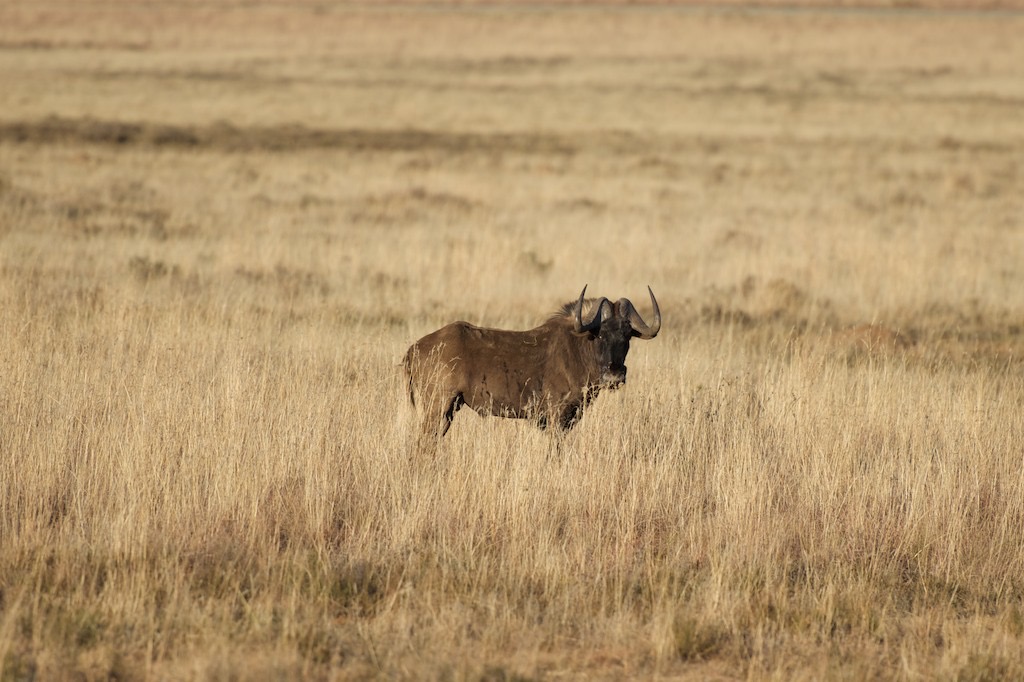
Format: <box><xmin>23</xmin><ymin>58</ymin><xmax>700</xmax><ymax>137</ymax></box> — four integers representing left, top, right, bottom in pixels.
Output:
<box><xmin>438</xmin><ymin>393</ymin><xmax>464</xmax><ymax>437</ymax></box>
<box><xmin>420</xmin><ymin>393</ymin><xmax>464</xmax><ymax>443</ymax></box>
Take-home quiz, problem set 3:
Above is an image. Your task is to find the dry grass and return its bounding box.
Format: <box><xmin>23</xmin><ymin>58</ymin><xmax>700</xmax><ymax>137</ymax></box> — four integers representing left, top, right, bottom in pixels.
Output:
<box><xmin>2</xmin><ymin>2</ymin><xmax>1024</xmax><ymax>679</ymax></box>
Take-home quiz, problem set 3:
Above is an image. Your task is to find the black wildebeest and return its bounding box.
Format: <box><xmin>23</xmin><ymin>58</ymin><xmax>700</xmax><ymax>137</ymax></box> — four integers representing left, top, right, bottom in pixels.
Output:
<box><xmin>403</xmin><ymin>286</ymin><xmax>661</xmax><ymax>440</ymax></box>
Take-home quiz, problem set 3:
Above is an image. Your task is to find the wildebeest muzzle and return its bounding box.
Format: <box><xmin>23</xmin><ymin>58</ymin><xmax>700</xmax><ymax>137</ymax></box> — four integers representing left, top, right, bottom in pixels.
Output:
<box><xmin>602</xmin><ymin>367</ymin><xmax>627</xmax><ymax>389</ymax></box>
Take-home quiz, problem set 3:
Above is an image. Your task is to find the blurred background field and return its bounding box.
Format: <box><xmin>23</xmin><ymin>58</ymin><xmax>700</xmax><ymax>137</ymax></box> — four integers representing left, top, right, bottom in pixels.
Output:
<box><xmin>2</xmin><ymin>2</ymin><xmax>1023</xmax><ymax>679</ymax></box>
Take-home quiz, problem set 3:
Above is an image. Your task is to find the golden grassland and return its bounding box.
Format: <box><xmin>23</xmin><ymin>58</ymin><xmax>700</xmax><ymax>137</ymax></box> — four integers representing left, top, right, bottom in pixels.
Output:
<box><xmin>2</xmin><ymin>2</ymin><xmax>1024</xmax><ymax>679</ymax></box>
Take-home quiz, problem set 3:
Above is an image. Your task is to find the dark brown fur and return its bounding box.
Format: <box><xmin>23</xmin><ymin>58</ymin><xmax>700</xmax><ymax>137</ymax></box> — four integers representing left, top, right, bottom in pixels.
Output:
<box><xmin>403</xmin><ymin>292</ymin><xmax>659</xmax><ymax>440</ymax></box>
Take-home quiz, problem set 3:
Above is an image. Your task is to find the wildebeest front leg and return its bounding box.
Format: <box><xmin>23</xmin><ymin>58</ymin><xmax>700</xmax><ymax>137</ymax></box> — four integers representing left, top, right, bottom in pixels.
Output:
<box><xmin>537</xmin><ymin>402</ymin><xmax>583</xmax><ymax>431</ymax></box>
<box><xmin>557</xmin><ymin>402</ymin><xmax>584</xmax><ymax>430</ymax></box>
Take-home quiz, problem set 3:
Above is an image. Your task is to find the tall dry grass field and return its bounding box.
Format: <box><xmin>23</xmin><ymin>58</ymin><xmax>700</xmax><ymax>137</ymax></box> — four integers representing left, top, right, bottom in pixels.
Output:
<box><xmin>2</xmin><ymin>2</ymin><xmax>1024</xmax><ymax>679</ymax></box>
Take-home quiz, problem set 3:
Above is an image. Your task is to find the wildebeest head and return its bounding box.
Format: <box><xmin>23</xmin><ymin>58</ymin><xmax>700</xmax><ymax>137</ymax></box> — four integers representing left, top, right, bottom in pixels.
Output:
<box><xmin>571</xmin><ymin>285</ymin><xmax>661</xmax><ymax>389</ymax></box>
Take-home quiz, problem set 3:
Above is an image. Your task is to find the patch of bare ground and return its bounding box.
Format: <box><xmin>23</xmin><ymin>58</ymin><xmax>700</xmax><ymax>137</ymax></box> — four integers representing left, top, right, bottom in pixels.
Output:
<box><xmin>0</xmin><ymin>117</ymin><xmax>579</xmax><ymax>155</ymax></box>
<box><xmin>348</xmin><ymin>187</ymin><xmax>481</xmax><ymax>226</ymax></box>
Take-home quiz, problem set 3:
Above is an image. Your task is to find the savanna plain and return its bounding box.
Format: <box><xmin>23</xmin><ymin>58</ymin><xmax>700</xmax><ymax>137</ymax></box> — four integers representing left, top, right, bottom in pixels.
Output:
<box><xmin>2</xmin><ymin>2</ymin><xmax>1024</xmax><ymax>679</ymax></box>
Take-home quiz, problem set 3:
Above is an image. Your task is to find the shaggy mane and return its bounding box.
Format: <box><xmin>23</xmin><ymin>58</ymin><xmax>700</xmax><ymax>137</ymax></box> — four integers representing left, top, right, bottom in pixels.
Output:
<box><xmin>549</xmin><ymin>297</ymin><xmax>604</xmax><ymax>323</ymax></box>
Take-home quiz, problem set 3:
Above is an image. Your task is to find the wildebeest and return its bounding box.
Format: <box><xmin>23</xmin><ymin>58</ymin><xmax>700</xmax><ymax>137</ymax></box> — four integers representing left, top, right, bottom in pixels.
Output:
<box><xmin>403</xmin><ymin>286</ymin><xmax>661</xmax><ymax>440</ymax></box>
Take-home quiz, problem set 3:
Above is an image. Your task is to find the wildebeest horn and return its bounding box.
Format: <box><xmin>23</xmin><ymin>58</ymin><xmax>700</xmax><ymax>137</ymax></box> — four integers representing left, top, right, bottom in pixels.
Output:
<box><xmin>619</xmin><ymin>286</ymin><xmax>661</xmax><ymax>340</ymax></box>
<box><xmin>573</xmin><ymin>285</ymin><xmax>609</xmax><ymax>334</ymax></box>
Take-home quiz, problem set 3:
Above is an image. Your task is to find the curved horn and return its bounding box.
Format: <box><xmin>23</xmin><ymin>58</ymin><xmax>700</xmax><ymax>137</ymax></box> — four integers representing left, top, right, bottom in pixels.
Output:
<box><xmin>573</xmin><ymin>285</ymin><xmax>608</xmax><ymax>334</ymax></box>
<box><xmin>621</xmin><ymin>286</ymin><xmax>661</xmax><ymax>340</ymax></box>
